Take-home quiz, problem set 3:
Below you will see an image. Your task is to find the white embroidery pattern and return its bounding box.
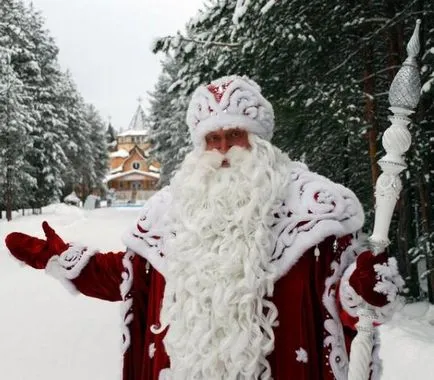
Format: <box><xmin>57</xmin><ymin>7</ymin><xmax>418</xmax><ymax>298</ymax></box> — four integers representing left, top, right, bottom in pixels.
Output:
<box><xmin>374</xmin><ymin>257</ymin><xmax>405</xmax><ymax>302</ymax></box>
<box><xmin>120</xmin><ymin>250</ymin><xmax>135</xmax><ymax>354</ymax></box>
<box><xmin>149</xmin><ymin>343</ymin><xmax>156</xmax><ymax>359</ymax></box>
<box><xmin>46</xmin><ymin>244</ymin><xmax>95</xmax><ymax>279</ymax></box>
<box><xmin>270</xmin><ymin>168</ymin><xmax>364</xmax><ymax>279</ymax></box>
<box><xmin>322</xmin><ymin>237</ymin><xmax>360</xmax><ymax>380</ymax></box>
<box><xmin>295</xmin><ymin>347</ymin><xmax>308</xmax><ymax>363</ymax></box>
<box><xmin>46</xmin><ymin>244</ymin><xmax>96</xmax><ymax>293</ymax></box>
<box><xmin>122</xmin><ymin>187</ymin><xmax>172</xmax><ymax>277</ymax></box>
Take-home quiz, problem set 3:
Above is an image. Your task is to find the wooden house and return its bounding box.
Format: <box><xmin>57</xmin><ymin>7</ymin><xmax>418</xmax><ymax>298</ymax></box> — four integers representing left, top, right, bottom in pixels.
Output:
<box><xmin>104</xmin><ymin>103</ymin><xmax>160</xmax><ymax>202</ymax></box>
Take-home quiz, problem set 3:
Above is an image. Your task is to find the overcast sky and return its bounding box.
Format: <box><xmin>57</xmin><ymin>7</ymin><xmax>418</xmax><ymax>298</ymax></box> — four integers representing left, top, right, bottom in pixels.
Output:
<box><xmin>25</xmin><ymin>0</ymin><xmax>205</xmax><ymax>130</ymax></box>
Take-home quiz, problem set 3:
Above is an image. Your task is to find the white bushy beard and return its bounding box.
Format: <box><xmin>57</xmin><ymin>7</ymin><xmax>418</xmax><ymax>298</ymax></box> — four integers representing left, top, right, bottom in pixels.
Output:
<box><xmin>154</xmin><ymin>135</ymin><xmax>293</xmax><ymax>380</ymax></box>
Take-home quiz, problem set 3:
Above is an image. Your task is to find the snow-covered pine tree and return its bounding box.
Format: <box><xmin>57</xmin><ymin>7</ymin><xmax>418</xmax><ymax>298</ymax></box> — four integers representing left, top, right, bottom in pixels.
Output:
<box><xmin>106</xmin><ymin>120</ymin><xmax>117</xmax><ymax>152</ymax></box>
<box><xmin>55</xmin><ymin>71</ymin><xmax>89</xmax><ymax>199</ymax></box>
<box><xmin>151</xmin><ymin>0</ymin><xmax>367</xmax><ymax>195</ymax></box>
<box><xmin>406</xmin><ymin>9</ymin><xmax>434</xmax><ymax>301</ymax></box>
<box><xmin>148</xmin><ymin>58</ymin><xmax>192</xmax><ymax>185</ymax></box>
<box><xmin>84</xmin><ymin>104</ymin><xmax>108</xmax><ymax>197</ymax></box>
<box><xmin>22</xmin><ymin>6</ymin><xmax>70</xmax><ymax>208</ymax></box>
<box><xmin>0</xmin><ymin>52</ymin><xmax>36</xmax><ymax>220</ymax></box>
<box><xmin>1</xmin><ymin>0</ymin><xmax>110</xmax><ymax>210</ymax></box>
<box><xmin>152</xmin><ymin>0</ymin><xmax>433</xmax><ymax>300</ymax></box>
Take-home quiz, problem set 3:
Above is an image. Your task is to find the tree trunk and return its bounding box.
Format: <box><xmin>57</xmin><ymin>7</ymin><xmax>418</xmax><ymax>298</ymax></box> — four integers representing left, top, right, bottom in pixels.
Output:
<box><xmin>398</xmin><ymin>185</ymin><xmax>421</xmax><ymax>298</ymax></box>
<box><xmin>363</xmin><ymin>41</ymin><xmax>380</xmax><ymax>201</ymax></box>
<box><xmin>5</xmin><ymin>167</ymin><xmax>12</xmax><ymax>221</ymax></box>
<box><xmin>418</xmin><ymin>174</ymin><xmax>434</xmax><ymax>302</ymax></box>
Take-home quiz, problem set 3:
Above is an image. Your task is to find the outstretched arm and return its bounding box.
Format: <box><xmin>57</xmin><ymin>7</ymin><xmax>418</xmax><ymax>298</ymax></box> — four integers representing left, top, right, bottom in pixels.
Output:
<box><xmin>47</xmin><ymin>246</ymin><xmax>127</xmax><ymax>301</ymax></box>
<box><xmin>5</xmin><ymin>222</ymin><xmax>128</xmax><ymax>302</ymax></box>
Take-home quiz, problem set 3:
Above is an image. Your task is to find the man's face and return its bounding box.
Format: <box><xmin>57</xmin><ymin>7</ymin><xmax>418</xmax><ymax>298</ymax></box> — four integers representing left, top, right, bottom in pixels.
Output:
<box><xmin>205</xmin><ymin>128</ymin><xmax>250</xmax><ymax>154</ymax></box>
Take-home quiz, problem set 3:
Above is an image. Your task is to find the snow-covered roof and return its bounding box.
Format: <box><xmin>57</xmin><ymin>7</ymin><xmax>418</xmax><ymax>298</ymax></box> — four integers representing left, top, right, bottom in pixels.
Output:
<box><xmin>117</xmin><ymin>129</ymin><xmax>149</xmax><ymax>137</ymax></box>
<box><xmin>117</xmin><ymin>103</ymin><xmax>150</xmax><ymax>137</ymax></box>
<box><xmin>149</xmin><ymin>164</ymin><xmax>160</xmax><ymax>173</ymax></box>
<box><xmin>110</xmin><ymin>165</ymin><xmax>123</xmax><ymax>174</ymax></box>
<box><xmin>109</xmin><ymin>149</ymin><xmax>129</xmax><ymax>158</ymax></box>
<box><xmin>104</xmin><ymin>169</ymin><xmax>160</xmax><ymax>183</ymax></box>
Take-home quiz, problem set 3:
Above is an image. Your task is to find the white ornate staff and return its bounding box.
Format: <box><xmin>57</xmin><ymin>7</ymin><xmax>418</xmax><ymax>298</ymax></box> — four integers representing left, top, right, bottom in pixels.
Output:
<box><xmin>348</xmin><ymin>19</ymin><xmax>422</xmax><ymax>380</ymax></box>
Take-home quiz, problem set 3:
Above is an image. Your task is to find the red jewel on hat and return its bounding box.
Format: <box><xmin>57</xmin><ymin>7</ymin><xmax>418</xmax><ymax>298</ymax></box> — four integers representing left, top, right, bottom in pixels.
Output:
<box><xmin>207</xmin><ymin>80</ymin><xmax>233</xmax><ymax>102</ymax></box>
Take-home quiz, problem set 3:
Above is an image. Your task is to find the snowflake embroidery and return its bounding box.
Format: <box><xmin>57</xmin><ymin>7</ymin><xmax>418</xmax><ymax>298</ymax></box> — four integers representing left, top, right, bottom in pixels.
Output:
<box><xmin>295</xmin><ymin>347</ymin><xmax>308</xmax><ymax>363</ymax></box>
<box><xmin>373</xmin><ymin>257</ymin><xmax>405</xmax><ymax>302</ymax></box>
<box><xmin>149</xmin><ymin>343</ymin><xmax>156</xmax><ymax>359</ymax></box>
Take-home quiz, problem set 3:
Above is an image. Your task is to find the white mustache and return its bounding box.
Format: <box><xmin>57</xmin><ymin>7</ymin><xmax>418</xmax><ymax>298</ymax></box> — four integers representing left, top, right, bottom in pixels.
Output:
<box><xmin>200</xmin><ymin>146</ymin><xmax>250</xmax><ymax>169</ymax></box>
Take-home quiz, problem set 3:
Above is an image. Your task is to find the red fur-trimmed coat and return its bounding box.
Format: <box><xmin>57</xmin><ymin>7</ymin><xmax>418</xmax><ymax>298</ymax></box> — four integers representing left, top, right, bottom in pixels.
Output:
<box><xmin>36</xmin><ymin>167</ymin><xmax>396</xmax><ymax>379</ymax></box>
<box><xmin>62</xmin><ymin>235</ymin><xmax>360</xmax><ymax>380</ymax></box>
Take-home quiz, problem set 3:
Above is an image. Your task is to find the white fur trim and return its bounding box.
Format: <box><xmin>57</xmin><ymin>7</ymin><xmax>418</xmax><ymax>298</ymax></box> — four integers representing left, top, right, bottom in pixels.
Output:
<box><xmin>270</xmin><ymin>167</ymin><xmax>365</xmax><ymax>279</ymax></box>
<box><xmin>122</xmin><ymin>187</ymin><xmax>172</xmax><ymax>278</ymax></box>
<box><xmin>46</xmin><ymin>244</ymin><xmax>96</xmax><ymax>293</ymax></box>
<box><xmin>192</xmin><ymin>113</ymin><xmax>267</xmax><ymax>150</ymax></box>
<box><xmin>322</xmin><ymin>237</ymin><xmax>361</xmax><ymax>379</ymax></box>
<box><xmin>186</xmin><ymin>75</ymin><xmax>274</xmax><ymax>148</ymax></box>
<box><xmin>339</xmin><ymin>262</ymin><xmax>364</xmax><ymax>318</ymax></box>
<box><xmin>120</xmin><ymin>250</ymin><xmax>134</xmax><ymax>354</ymax></box>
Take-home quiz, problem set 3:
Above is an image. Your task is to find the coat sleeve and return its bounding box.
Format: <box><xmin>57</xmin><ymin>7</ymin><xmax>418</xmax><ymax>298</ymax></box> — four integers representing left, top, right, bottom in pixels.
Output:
<box><xmin>71</xmin><ymin>251</ymin><xmax>126</xmax><ymax>301</ymax></box>
<box><xmin>45</xmin><ymin>243</ymin><xmax>127</xmax><ymax>302</ymax></box>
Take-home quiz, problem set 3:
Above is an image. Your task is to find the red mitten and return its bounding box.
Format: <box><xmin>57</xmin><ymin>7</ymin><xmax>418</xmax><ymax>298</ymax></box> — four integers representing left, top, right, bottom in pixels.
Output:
<box><xmin>349</xmin><ymin>250</ymin><xmax>404</xmax><ymax>307</ymax></box>
<box><xmin>5</xmin><ymin>221</ymin><xmax>68</xmax><ymax>269</ymax></box>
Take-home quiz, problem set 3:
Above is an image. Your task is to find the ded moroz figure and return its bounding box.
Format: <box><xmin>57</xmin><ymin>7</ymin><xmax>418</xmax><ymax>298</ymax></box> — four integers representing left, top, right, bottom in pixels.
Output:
<box><xmin>6</xmin><ymin>74</ymin><xmax>405</xmax><ymax>380</ymax></box>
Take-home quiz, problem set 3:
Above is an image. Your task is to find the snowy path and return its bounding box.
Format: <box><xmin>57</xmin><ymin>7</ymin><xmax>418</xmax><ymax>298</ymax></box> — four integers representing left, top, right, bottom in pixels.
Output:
<box><xmin>1</xmin><ymin>205</ymin><xmax>433</xmax><ymax>379</ymax></box>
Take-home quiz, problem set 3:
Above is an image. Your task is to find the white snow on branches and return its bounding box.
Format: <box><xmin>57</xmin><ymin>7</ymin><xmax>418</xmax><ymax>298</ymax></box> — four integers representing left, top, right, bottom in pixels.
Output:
<box><xmin>261</xmin><ymin>0</ymin><xmax>277</xmax><ymax>14</ymax></box>
<box><xmin>233</xmin><ymin>0</ymin><xmax>277</xmax><ymax>24</ymax></box>
<box><xmin>421</xmin><ymin>73</ymin><xmax>434</xmax><ymax>94</ymax></box>
<box><xmin>233</xmin><ymin>0</ymin><xmax>251</xmax><ymax>25</ymax></box>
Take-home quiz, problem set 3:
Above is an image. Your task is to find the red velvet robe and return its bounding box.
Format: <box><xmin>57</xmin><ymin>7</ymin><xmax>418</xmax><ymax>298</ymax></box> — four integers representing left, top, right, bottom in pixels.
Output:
<box><xmin>44</xmin><ymin>167</ymin><xmax>374</xmax><ymax>379</ymax></box>
<box><xmin>69</xmin><ymin>234</ymin><xmax>355</xmax><ymax>380</ymax></box>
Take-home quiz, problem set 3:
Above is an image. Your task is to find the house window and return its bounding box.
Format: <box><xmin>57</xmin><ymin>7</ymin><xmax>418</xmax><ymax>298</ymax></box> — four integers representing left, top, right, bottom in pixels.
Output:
<box><xmin>132</xmin><ymin>162</ymin><xmax>140</xmax><ymax>170</ymax></box>
<box><xmin>132</xmin><ymin>182</ymin><xmax>142</xmax><ymax>190</ymax></box>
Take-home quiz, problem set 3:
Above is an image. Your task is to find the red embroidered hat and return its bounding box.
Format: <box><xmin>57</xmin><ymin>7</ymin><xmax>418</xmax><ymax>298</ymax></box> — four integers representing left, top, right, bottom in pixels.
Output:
<box><xmin>186</xmin><ymin>75</ymin><xmax>274</xmax><ymax>148</ymax></box>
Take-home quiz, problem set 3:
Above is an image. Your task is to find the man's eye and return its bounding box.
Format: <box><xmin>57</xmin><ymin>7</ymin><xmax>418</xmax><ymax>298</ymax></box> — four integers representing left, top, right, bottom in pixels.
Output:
<box><xmin>230</xmin><ymin>131</ymin><xmax>240</xmax><ymax>138</ymax></box>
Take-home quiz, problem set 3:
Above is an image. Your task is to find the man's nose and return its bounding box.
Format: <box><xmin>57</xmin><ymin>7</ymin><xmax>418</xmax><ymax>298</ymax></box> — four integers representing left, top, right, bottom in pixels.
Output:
<box><xmin>217</xmin><ymin>137</ymin><xmax>230</xmax><ymax>154</ymax></box>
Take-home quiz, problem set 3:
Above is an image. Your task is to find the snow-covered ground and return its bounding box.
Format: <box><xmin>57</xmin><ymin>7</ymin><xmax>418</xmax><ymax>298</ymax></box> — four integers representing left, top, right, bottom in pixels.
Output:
<box><xmin>1</xmin><ymin>204</ymin><xmax>433</xmax><ymax>379</ymax></box>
